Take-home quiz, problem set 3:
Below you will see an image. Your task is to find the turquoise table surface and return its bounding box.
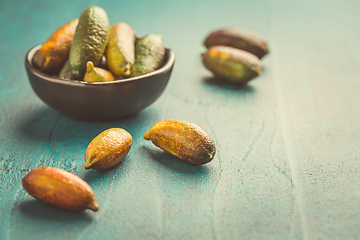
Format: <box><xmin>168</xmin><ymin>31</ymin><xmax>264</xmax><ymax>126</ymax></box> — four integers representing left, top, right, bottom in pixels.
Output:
<box><xmin>1</xmin><ymin>0</ymin><xmax>360</xmax><ymax>239</ymax></box>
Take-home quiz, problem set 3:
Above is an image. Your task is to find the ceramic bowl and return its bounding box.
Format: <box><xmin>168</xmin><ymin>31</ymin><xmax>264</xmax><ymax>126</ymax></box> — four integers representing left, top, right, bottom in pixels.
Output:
<box><xmin>25</xmin><ymin>44</ymin><xmax>175</xmax><ymax>121</ymax></box>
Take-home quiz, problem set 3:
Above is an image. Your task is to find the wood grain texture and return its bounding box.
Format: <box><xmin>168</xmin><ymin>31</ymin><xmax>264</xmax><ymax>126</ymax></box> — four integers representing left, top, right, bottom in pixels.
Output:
<box><xmin>1</xmin><ymin>0</ymin><xmax>360</xmax><ymax>239</ymax></box>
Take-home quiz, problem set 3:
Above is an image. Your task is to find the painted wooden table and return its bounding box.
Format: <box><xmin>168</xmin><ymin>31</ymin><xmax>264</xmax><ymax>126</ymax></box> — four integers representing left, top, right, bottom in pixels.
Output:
<box><xmin>1</xmin><ymin>0</ymin><xmax>360</xmax><ymax>239</ymax></box>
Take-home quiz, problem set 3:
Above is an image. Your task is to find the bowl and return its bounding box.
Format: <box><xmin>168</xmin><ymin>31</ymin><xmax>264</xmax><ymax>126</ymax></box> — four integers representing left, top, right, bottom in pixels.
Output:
<box><xmin>25</xmin><ymin>44</ymin><xmax>175</xmax><ymax>122</ymax></box>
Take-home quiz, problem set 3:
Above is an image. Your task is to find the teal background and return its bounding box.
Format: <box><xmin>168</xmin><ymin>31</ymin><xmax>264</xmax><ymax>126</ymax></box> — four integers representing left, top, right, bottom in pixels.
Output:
<box><xmin>1</xmin><ymin>0</ymin><xmax>360</xmax><ymax>239</ymax></box>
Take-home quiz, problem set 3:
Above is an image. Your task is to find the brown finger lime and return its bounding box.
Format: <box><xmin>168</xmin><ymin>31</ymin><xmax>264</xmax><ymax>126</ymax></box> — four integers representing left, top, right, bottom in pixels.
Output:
<box><xmin>204</xmin><ymin>27</ymin><xmax>269</xmax><ymax>59</ymax></box>
<box><xmin>33</xmin><ymin>18</ymin><xmax>79</xmax><ymax>75</ymax></box>
<box><xmin>85</xmin><ymin>128</ymin><xmax>132</xmax><ymax>170</ymax></box>
<box><xmin>106</xmin><ymin>22</ymin><xmax>136</xmax><ymax>77</ymax></box>
<box><xmin>144</xmin><ymin>120</ymin><xmax>216</xmax><ymax>164</ymax></box>
<box><xmin>202</xmin><ymin>45</ymin><xmax>261</xmax><ymax>84</ymax></box>
<box><xmin>21</xmin><ymin>167</ymin><xmax>99</xmax><ymax>212</ymax></box>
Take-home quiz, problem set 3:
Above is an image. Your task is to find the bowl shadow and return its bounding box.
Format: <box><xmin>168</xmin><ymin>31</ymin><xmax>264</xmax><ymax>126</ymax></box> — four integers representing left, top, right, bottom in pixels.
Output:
<box><xmin>16</xmin><ymin>104</ymin><xmax>158</xmax><ymax>144</ymax></box>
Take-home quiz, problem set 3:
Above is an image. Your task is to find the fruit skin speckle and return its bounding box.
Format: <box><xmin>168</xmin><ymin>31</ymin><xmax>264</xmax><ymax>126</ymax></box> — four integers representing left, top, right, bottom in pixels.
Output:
<box><xmin>106</xmin><ymin>22</ymin><xmax>136</xmax><ymax>77</ymax></box>
<box><xmin>202</xmin><ymin>45</ymin><xmax>261</xmax><ymax>84</ymax></box>
<box><xmin>85</xmin><ymin>128</ymin><xmax>132</xmax><ymax>170</ymax></box>
<box><xmin>144</xmin><ymin>120</ymin><xmax>216</xmax><ymax>165</ymax></box>
<box><xmin>32</xmin><ymin>18</ymin><xmax>79</xmax><ymax>75</ymax></box>
<box><xmin>69</xmin><ymin>6</ymin><xmax>110</xmax><ymax>80</ymax></box>
<box><xmin>130</xmin><ymin>34</ymin><xmax>166</xmax><ymax>78</ymax></box>
<box><xmin>21</xmin><ymin>167</ymin><xmax>99</xmax><ymax>212</ymax></box>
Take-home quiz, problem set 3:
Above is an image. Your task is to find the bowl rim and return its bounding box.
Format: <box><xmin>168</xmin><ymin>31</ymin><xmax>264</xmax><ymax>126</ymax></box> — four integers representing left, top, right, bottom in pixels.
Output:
<box><xmin>25</xmin><ymin>44</ymin><xmax>175</xmax><ymax>86</ymax></box>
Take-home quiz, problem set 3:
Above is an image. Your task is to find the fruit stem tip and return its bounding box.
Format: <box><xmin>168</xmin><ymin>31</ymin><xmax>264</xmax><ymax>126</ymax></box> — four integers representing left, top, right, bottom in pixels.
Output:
<box><xmin>84</xmin><ymin>163</ymin><xmax>91</xmax><ymax>170</ymax></box>
<box><xmin>86</xmin><ymin>61</ymin><xmax>95</xmax><ymax>73</ymax></box>
<box><xmin>143</xmin><ymin>131</ymin><xmax>151</xmax><ymax>140</ymax></box>
<box><xmin>88</xmin><ymin>201</ymin><xmax>99</xmax><ymax>212</ymax></box>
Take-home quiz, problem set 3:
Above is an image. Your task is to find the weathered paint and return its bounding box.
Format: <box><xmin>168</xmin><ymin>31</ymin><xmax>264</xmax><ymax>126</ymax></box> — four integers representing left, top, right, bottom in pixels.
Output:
<box><xmin>1</xmin><ymin>0</ymin><xmax>360</xmax><ymax>239</ymax></box>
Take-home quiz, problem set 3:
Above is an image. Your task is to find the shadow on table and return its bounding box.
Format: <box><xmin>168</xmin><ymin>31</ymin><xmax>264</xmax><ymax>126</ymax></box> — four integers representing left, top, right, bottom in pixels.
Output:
<box><xmin>81</xmin><ymin>159</ymin><xmax>127</xmax><ymax>184</ymax></box>
<box><xmin>18</xmin><ymin>199</ymin><xmax>94</xmax><ymax>222</ymax></box>
<box><xmin>202</xmin><ymin>76</ymin><xmax>256</xmax><ymax>93</ymax></box>
<box><xmin>16</xmin><ymin>105</ymin><xmax>157</xmax><ymax>143</ymax></box>
<box><xmin>142</xmin><ymin>146</ymin><xmax>210</xmax><ymax>177</ymax></box>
